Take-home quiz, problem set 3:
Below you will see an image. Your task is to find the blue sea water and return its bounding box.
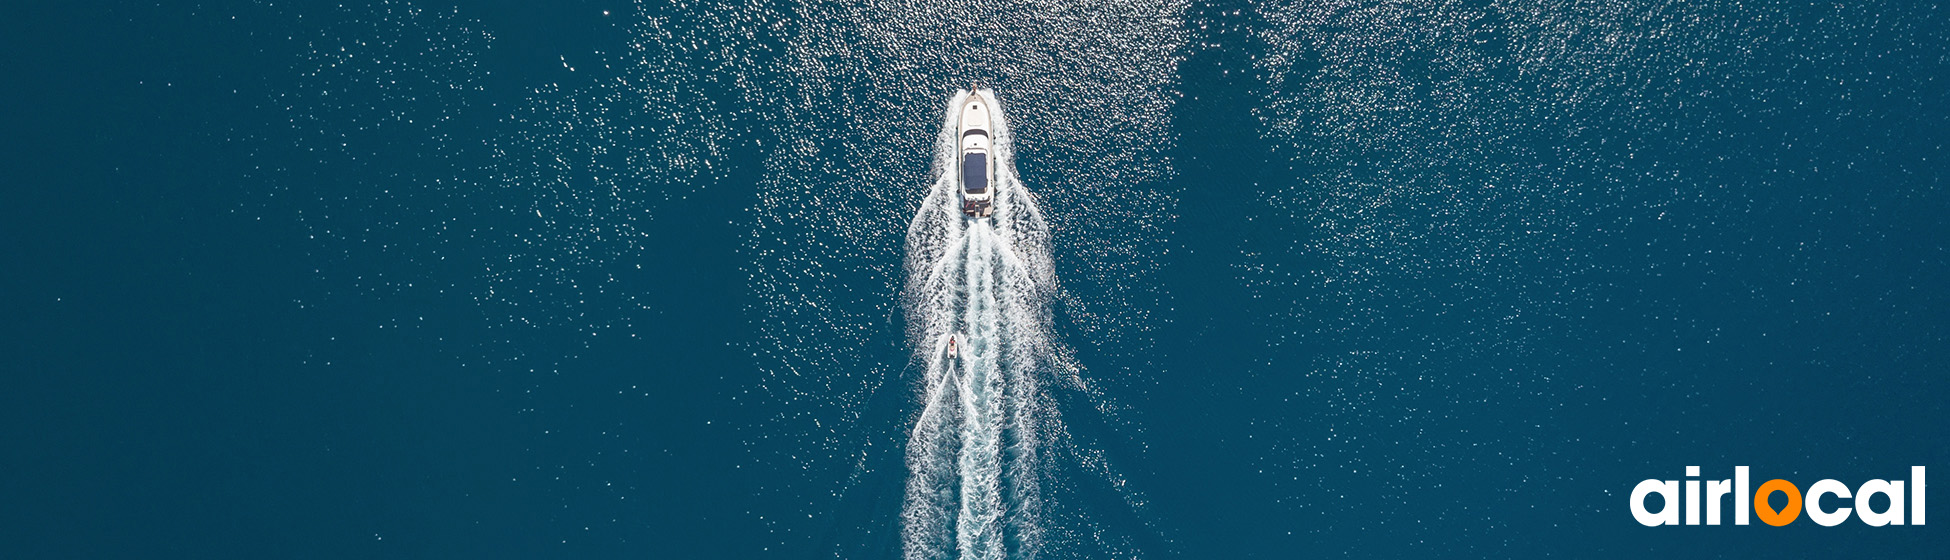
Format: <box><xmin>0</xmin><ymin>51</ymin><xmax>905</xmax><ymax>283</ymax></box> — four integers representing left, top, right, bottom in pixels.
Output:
<box><xmin>2</xmin><ymin>0</ymin><xmax>1946</xmax><ymax>558</ymax></box>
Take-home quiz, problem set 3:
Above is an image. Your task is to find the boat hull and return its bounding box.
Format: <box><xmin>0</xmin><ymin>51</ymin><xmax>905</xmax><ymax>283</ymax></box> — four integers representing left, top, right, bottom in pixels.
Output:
<box><xmin>957</xmin><ymin>93</ymin><xmax>995</xmax><ymax>218</ymax></box>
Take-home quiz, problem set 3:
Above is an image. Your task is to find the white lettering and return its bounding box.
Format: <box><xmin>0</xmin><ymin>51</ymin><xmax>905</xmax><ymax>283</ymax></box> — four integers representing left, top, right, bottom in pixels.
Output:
<box><xmin>1686</xmin><ymin>479</ymin><xmax>1701</xmax><ymax>525</ymax></box>
<box><xmin>1807</xmin><ymin>479</ymin><xmax>1852</xmax><ymax>527</ymax></box>
<box><xmin>1706</xmin><ymin>479</ymin><xmax>1732</xmax><ymax>525</ymax></box>
<box><xmin>1633</xmin><ymin>479</ymin><xmax>1681</xmax><ymax>527</ymax></box>
<box><xmin>1735</xmin><ymin>466</ymin><xmax>1750</xmax><ymax>525</ymax></box>
<box><xmin>1913</xmin><ymin>466</ymin><xmax>1926</xmax><ymax>525</ymax></box>
<box><xmin>1855</xmin><ymin>479</ymin><xmax>1905</xmax><ymax>527</ymax></box>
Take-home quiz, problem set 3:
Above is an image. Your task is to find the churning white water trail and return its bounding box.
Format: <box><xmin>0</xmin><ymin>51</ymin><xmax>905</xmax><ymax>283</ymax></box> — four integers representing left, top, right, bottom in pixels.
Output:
<box><xmin>901</xmin><ymin>90</ymin><xmax>1058</xmax><ymax>560</ymax></box>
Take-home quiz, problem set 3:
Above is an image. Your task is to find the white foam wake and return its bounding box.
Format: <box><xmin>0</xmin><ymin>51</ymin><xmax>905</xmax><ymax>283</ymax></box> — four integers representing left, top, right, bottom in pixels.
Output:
<box><xmin>901</xmin><ymin>90</ymin><xmax>1058</xmax><ymax>560</ymax></box>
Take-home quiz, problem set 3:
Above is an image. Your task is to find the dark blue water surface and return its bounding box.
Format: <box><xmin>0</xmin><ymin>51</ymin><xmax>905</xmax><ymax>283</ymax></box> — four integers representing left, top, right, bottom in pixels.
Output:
<box><xmin>3</xmin><ymin>0</ymin><xmax>1946</xmax><ymax>557</ymax></box>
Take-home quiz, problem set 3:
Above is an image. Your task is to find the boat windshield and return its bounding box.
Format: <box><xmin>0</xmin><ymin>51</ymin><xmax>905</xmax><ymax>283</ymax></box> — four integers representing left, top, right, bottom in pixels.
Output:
<box><xmin>962</xmin><ymin>153</ymin><xmax>989</xmax><ymax>194</ymax></box>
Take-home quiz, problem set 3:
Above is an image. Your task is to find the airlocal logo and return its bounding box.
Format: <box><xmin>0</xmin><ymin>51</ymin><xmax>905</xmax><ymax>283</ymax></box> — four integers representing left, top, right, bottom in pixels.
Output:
<box><xmin>1631</xmin><ymin>466</ymin><xmax>1926</xmax><ymax>527</ymax></box>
